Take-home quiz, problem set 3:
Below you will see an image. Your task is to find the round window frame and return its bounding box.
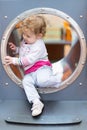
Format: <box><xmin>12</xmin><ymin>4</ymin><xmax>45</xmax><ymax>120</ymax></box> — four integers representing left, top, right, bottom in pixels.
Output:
<box><xmin>1</xmin><ymin>7</ymin><xmax>86</xmax><ymax>94</ymax></box>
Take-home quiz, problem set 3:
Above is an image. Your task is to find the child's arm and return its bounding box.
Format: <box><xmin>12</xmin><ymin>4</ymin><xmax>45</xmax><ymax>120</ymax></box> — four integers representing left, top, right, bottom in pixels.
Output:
<box><xmin>4</xmin><ymin>56</ymin><xmax>21</xmax><ymax>66</ymax></box>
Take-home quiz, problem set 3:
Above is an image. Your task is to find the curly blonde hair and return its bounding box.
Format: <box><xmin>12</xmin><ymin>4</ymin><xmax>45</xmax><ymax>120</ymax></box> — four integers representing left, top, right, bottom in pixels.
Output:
<box><xmin>21</xmin><ymin>15</ymin><xmax>46</xmax><ymax>37</ymax></box>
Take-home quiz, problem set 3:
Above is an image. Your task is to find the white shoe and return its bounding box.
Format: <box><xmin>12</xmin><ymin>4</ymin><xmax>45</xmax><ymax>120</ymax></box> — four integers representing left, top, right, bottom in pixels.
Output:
<box><xmin>31</xmin><ymin>100</ymin><xmax>44</xmax><ymax>116</ymax></box>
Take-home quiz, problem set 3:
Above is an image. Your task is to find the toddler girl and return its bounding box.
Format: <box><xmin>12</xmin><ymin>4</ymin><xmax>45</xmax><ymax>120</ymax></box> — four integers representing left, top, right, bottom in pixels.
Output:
<box><xmin>5</xmin><ymin>15</ymin><xmax>63</xmax><ymax>116</ymax></box>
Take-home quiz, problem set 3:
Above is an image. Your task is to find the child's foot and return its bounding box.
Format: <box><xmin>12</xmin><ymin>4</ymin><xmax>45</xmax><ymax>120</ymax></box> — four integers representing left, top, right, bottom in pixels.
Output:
<box><xmin>53</xmin><ymin>73</ymin><xmax>63</xmax><ymax>88</ymax></box>
<box><xmin>31</xmin><ymin>100</ymin><xmax>44</xmax><ymax>116</ymax></box>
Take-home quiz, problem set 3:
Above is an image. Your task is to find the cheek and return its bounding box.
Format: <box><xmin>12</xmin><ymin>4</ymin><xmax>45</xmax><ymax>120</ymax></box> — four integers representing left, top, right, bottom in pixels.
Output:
<box><xmin>31</xmin><ymin>38</ymin><xmax>36</xmax><ymax>42</ymax></box>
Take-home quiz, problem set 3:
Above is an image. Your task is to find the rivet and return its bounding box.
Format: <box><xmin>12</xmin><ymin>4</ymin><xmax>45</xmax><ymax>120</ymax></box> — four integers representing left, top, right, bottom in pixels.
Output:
<box><xmin>2</xmin><ymin>37</ymin><xmax>5</xmax><ymax>40</ymax></box>
<box><xmin>40</xmin><ymin>8</ymin><xmax>45</xmax><ymax>12</ymax></box>
<box><xmin>80</xmin><ymin>15</ymin><xmax>83</xmax><ymax>18</ymax></box>
<box><xmin>79</xmin><ymin>82</ymin><xmax>82</xmax><ymax>86</ymax></box>
<box><xmin>76</xmin><ymin>118</ymin><xmax>79</xmax><ymax>121</ymax></box>
<box><xmin>8</xmin><ymin>117</ymin><xmax>11</xmax><ymax>120</ymax></box>
<box><xmin>17</xmin><ymin>16</ymin><xmax>20</xmax><ymax>19</ymax></box>
<box><xmin>5</xmin><ymin>82</ymin><xmax>8</xmax><ymax>86</ymax></box>
<box><xmin>18</xmin><ymin>82</ymin><xmax>21</xmax><ymax>85</ymax></box>
<box><xmin>4</xmin><ymin>16</ymin><xmax>8</xmax><ymax>19</ymax></box>
<box><xmin>67</xmin><ymin>16</ymin><xmax>69</xmax><ymax>19</ymax></box>
<box><xmin>82</xmin><ymin>37</ymin><xmax>85</xmax><ymax>39</ymax></box>
<box><xmin>82</xmin><ymin>62</ymin><xmax>85</xmax><ymax>65</ymax></box>
<box><xmin>66</xmin><ymin>82</ymin><xmax>70</xmax><ymax>85</ymax></box>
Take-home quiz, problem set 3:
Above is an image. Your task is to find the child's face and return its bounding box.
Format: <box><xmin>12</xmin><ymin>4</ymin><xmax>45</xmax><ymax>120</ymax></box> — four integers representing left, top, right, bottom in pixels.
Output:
<box><xmin>22</xmin><ymin>29</ymin><xmax>38</xmax><ymax>44</ymax></box>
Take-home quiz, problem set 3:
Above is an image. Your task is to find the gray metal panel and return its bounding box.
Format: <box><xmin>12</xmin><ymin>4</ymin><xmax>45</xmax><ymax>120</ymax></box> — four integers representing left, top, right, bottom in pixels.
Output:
<box><xmin>0</xmin><ymin>100</ymin><xmax>87</xmax><ymax>130</ymax></box>
<box><xmin>0</xmin><ymin>1</ymin><xmax>87</xmax><ymax>129</ymax></box>
<box><xmin>0</xmin><ymin>0</ymin><xmax>87</xmax><ymax>100</ymax></box>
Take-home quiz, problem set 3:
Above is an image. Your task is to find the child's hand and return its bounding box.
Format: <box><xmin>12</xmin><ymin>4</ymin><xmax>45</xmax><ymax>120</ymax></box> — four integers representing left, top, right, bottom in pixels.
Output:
<box><xmin>4</xmin><ymin>56</ymin><xmax>14</xmax><ymax>65</ymax></box>
<box><xmin>4</xmin><ymin>56</ymin><xmax>21</xmax><ymax>65</ymax></box>
<box><xmin>9</xmin><ymin>42</ymin><xmax>16</xmax><ymax>52</ymax></box>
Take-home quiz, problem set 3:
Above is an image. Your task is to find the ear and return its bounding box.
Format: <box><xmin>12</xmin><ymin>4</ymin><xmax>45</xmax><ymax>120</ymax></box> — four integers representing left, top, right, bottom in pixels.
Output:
<box><xmin>37</xmin><ymin>33</ymin><xmax>43</xmax><ymax>39</ymax></box>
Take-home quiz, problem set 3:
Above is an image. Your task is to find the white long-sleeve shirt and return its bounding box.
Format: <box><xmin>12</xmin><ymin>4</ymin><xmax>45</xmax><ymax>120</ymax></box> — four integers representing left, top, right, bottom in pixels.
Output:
<box><xmin>17</xmin><ymin>39</ymin><xmax>51</xmax><ymax>74</ymax></box>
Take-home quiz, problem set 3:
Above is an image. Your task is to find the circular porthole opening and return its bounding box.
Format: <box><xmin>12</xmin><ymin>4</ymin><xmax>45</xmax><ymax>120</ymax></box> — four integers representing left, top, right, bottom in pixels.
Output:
<box><xmin>1</xmin><ymin>8</ymin><xmax>86</xmax><ymax>93</ymax></box>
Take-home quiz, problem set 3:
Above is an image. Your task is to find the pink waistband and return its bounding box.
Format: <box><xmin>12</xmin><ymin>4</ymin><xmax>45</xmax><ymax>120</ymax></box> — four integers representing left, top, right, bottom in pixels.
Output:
<box><xmin>24</xmin><ymin>60</ymin><xmax>52</xmax><ymax>74</ymax></box>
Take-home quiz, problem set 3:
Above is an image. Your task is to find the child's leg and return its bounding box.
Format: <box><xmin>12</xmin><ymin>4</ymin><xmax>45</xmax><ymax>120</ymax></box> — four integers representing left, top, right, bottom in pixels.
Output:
<box><xmin>36</xmin><ymin>66</ymin><xmax>63</xmax><ymax>88</ymax></box>
<box><xmin>22</xmin><ymin>74</ymin><xmax>44</xmax><ymax>116</ymax></box>
<box><xmin>22</xmin><ymin>74</ymin><xmax>40</xmax><ymax>103</ymax></box>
